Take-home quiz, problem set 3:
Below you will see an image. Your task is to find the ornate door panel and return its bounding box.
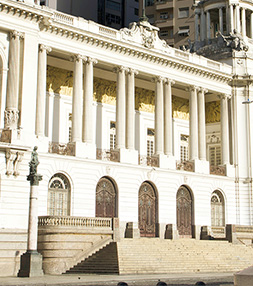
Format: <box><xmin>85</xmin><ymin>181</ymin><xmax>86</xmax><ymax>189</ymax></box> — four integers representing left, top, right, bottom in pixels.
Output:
<box><xmin>138</xmin><ymin>182</ymin><xmax>157</xmax><ymax>237</ymax></box>
<box><xmin>96</xmin><ymin>178</ymin><xmax>116</xmax><ymax>218</ymax></box>
<box><xmin>177</xmin><ymin>186</ymin><xmax>193</xmax><ymax>237</ymax></box>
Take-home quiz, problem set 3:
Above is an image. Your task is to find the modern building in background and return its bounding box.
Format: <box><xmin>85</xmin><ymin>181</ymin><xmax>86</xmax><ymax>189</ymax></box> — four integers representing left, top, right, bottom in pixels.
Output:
<box><xmin>139</xmin><ymin>0</ymin><xmax>195</xmax><ymax>49</ymax></box>
<box><xmin>39</xmin><ymin>0</ymin><xmax>140</xmax><ymax>29</ymax></box>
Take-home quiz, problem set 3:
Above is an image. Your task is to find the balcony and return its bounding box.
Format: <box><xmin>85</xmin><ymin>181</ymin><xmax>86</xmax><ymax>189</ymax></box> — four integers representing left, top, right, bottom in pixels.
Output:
<box><xmin>155</xmin><ymin>19</ymin><xmax>173</xmax><ymax>29</ymax></box>
<box><xmin>155</xmin><ymin>0</ymin><xmax>173</xmax><ymax>10</ymax></box>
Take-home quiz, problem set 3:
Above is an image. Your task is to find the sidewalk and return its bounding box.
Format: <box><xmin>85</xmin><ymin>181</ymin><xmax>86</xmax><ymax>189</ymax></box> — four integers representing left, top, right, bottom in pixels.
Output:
<box><xmin>0</xmin><ymin>272</ymin><xmax>234</xmax><ymax>286</ymax></box>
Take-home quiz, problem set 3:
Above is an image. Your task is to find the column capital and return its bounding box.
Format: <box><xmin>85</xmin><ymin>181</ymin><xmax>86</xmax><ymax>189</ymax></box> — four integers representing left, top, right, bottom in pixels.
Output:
<box><xmin>10</xmin><ymin>30</ymin><xmax>24</xmax><ymax>39</ymax></box>
<box><xmin>152</xmin><ymin>76</ymin><xmax>164</xmax><ymax>83</ymax></box>
<box><xmin>39</xmin><ymin>44</ymin><xmax>52</xmax><ymax>54</ymax></box>
<box><xmin>218</xmin><ymin>93</ymin><xmax>231</xmax><ymax>100</ymax></box>
<box><xmin>84</xmin><ymin>57</ymin><xmax>98</xmax><ymax>65</ymax></box>
<box><xmin>113</xmin><ymin>66</ymin><xmax>129</xmax><ymax>73</ymax></box>
<box><xmin>198</xmin><ymin>87</ymin><xmax>208</xmax><ymax>94</ymax></box>
<box><xmin>71</xmin><ymin>54</ymin><xmax>87</xmax><ymax>62</ymax></box>
<box><xmin>127</xmin><ymin>68</ymin><xmax>138</xmax><ymax>76</ymax></box>
<box><xmin>164</xmin><ymin>78</ymin><xmax>175</xmax><ymax>86</ymax></box>
<box><xmin>186</xmin><ymin>85</ymin><xmax>200</xmax><ymax>92</ymax></box>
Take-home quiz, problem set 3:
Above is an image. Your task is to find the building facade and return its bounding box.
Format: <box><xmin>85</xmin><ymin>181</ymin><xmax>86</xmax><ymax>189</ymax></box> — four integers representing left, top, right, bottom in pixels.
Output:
<box><xmin>0</xmin><ymin>0</ymin><xmax>253</xmax><ymax>276</ymax></box>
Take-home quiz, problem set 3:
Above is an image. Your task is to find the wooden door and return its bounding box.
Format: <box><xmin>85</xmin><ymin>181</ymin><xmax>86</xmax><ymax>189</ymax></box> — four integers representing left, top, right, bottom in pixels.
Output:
<box><xmin>96</xmin><ymin>178</ymin><xmax>116</xmax><ymax>218</ymax></box>
<box><xmin>177</xmin><ymin>186</ymin><xmax>193</xmax><ymax>237</ymax></box>
<box><xmin>138</xmin><ymin>182</ymin><xmax>157</xmax><ymax>237</ymax></box>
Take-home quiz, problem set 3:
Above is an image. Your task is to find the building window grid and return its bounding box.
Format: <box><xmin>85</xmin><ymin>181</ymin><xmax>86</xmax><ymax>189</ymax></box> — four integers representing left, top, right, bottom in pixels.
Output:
<box><xmin>106</xmin><ymin>0</ymin><xmax>121</xmax><ymax>11</ymax></box>
<box><xmin>180</xmin><ymin>134</ymin><xmax>189</xmax><ymax>162</ymax></box>
<box><xmin>147</xmin><ymin>128</ymin><xmax>155</xmax><ymax>157</ymax></box>
<box><xmin>68</xmin><ymin>113</ymin><xmax>72</xmax><ymax>142</ymax></box>
<box><xmin>209</xmin><ymin>145</ymin><xmax>222</xmax><ymax>166</ymax></box>
<box><xmin>110</xmin><ymin>121</ymin><xmax>116</xmax><ymax>150</ymax></box>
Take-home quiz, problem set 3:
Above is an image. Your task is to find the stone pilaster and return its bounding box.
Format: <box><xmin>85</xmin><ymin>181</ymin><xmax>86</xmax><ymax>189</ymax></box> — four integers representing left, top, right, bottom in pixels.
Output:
<box><xmin>35</xmin><ymin>44</ymin><xmax>51</xmax><ymax>137</ymax></box>
<box><xmin>72</xmin><ymin>54</ymin><xmax>85</xmax><ymax>143</ymax></box>
<box><xmin>241</xmin><ymin>8</ymin><xmax>246</xmax><ymax>37</ymax></box>
<box><xmin>230</xmin><ymin>5</ymin><xmax>234</xmax><ymax>33</ymax></box>
<box><xmin>5</xmin><ymin>31</ymin><xmax>23</xmax><ymax>130</ymax></box>
<box><xmin>236</xmin><ymin>5</ymin><xmax>241</xmax><ymax>33</ymax></box>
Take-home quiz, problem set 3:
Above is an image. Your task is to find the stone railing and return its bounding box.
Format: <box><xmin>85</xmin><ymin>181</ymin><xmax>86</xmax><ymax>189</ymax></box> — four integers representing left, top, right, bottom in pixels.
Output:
<box><xmin>99</xmin><ymin>26</ymin><xmax>117</xmax><ymax>38</ymax></box>
<box><xmin>38</xmin><ymin>216</ymin><xmax>112</xmax><ymax>228</ymax></box>
<box><xmin>53</xmin><ymin>11</ymin><xmax>75</xmax><ymax>25</ymax></box>
<box><xmin>176</xmin><ymin>161</ymin><xmax>194</xmax><ymax>172</ymax></box>
<box><xmin>48</xmin><ymin>142</ymin><xmax>75</xmax><ymax>156</ymax></box>
<box><xmin>139</xmin><ymin>155</ymin><xmax>159</xmax><ymax>167</ymax></box>
<box><xmin>96</xmin><ymin>149</ymin><xmax>120</xmax><ymax>162</ymax></box>
<box><xmin>210</xmin><ymin>165</ymin><xmax>226</xmax><ymax>176</ymax></box>
<box><xmin>211</xmin><ymin>226</ymin><xmax>226</xmax><ymax>238</ymax></box>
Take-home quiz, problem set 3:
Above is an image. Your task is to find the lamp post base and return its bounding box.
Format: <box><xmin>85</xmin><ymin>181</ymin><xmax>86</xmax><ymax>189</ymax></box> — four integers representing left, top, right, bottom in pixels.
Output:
<box><xmin>18</xmin><ymin>250</ymin><xmax>44</xmax><ymax>277</ymax></box>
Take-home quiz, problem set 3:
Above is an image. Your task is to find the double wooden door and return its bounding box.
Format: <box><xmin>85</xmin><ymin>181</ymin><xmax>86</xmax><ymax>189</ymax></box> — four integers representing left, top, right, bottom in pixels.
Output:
<box><xmin>138</xmin><ymin>182</ymin><xmax>157</xmax><ymax>237</ymax></box>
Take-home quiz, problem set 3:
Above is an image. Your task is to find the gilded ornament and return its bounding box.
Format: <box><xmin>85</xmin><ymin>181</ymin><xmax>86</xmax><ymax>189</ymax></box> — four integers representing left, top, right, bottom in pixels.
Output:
<box><xmin>205</xmin><ymin>101</ymin><xmax>220</xmax><ymax>123</ymax></box>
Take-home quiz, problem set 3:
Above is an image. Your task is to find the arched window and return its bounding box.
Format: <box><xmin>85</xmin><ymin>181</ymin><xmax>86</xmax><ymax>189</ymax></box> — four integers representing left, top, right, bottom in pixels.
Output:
<box><xmin>96</xmin><ymin>177</ymin><xmax>117</xmax><ymax>218</ymax></box>
<box><xmin>211</xmin><ymin>190</ymin><xmax>225</xmax><ymax>226</ymax></box>
<box><xmin>47</xmin><ymin>173</ymin><xmax>71</xmax><ymax>216</ymax></box>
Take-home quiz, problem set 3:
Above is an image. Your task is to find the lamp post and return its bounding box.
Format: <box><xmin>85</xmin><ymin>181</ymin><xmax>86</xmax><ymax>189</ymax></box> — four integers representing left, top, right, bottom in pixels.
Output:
<box><xmin>18</xmin><ymin>146</ymin><xmax>43</xmax><ymax>277</ymax></box>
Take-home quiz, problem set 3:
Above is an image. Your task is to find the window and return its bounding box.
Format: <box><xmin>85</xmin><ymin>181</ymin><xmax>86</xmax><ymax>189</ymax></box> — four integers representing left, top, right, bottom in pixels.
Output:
<box><xmin>160</xmin><ymin>30</ymin><xmax>169</xmax><ymax>37</ymax></box>
<box><xmin>160</xmin><ymin>12</ymin><xmax>168</xmax><ymax>19</ymax></box>
<box><xmin>110</xmin><ymin>121</ymin><xmax>116</xmax><ymax>150</ymax></box>
<box><xmin>178</xmin><ymin>7</ymin><xmax>189</xmax><ymax>18</ymax></box>
<box><xmin>40</xmin><ymin>0</ymin><xmax>46</xmax><ymax>5</ymax></box>
<box><xmin>146</xmin><ymin>0</ymin><xmax>154</xmax><ymax>6</ymax></box>
<box><xmin>48</xmin><ymin>173</ymin><xmax>71</xmax><ymax>216</ymax></box>
<box><xmin>106</xmin><ymin>0</ymin><xmax>121</xmax><ymax>11</ymax></box>
<box><xmin>147</xmin><ymin>128</ymin><xmax>155</xmax><ymax>157</ymax></box>
<box><xmin>178</xmin><ymin>26</ymin><xmax>190</xmax><ymax>36</ymax></box>
<box><xmin>209</xmin><ymin>145</ymin><xmax>221</xmax><ymax>166</ymax></box>
<box><xmin>106</xmin><ymin>13</ymin><xmax>121</xmax><ymax>24</ymax></box>
<box><xmin>68</xmin><ymin>113</ymin><xmax>72</xmax><ymax>142</ymax></box>
<box><xmin>134</xmin><ymin>8</ymin><xmax>139</xmax><ymax>16</ymax></box>
<box><xmin>180</xmin><ymin>134</ymin><xmax>189</xmax><ymax>162</ymax></box>
<box><xmin>211</xmin><ymin>191</ymin><xmax>225</xmax><ymax>227</ymax></box>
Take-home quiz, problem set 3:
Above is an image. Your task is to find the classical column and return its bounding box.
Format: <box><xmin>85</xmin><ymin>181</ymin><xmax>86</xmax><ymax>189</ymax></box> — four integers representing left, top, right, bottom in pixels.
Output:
<box><xmin>126</xmin><ymin>69</ymin><xmax>138</xmax><ymax>150</ymax></box>
<box><xmin>83</xmin><ymin>57</ymin><xmax>97</xmax><ymax>144</ymax></box>
<box><xmin>219</xmin><ymin>7</ymin><xmax>224</xmax><ymax>34</ymax></box>
<box><xmin>71</xmin><ymin>54</ymin><xmax>85</xmax><ymax>142</ymax></box>
<box><xmin>241</xmin><ymin>8</ymin><xmax>246</xmax><ymax>37</ymax></box>
<box><xmin>115</xmin><ymin>66</ymin><xmax>127</xmax><ymax>149</ymax></box>
<box><xmin>230</xmin><ymin>5</ymin><xmax>234</xmax><ymax>33</ymax></box>
<box><xmin>198</xmin><ymin>88</ymin><xmax>208</xmax><ymax>161</ymax></box>
<box><xmin>251</xmin><ymin>11</ymin><xmax>253</xmax><ymax>38</ymax></box>
<box><xmin>195</xmin><ymin>11</ymin><xmax>200</xmax><ymax>41</ymax></box>
<box><xmin>35</xmin><ymin>44</ymin><xmax>51</xmax><ymax>137</ymax></box>
<box><xmin>206</xmin><ymin>10</ymin><xmax>211</xmax><ymax>40</ymax></box>
<box><xmin>220</xmin><ymin>94</ymin><xmax>230</xmax><ymax>165</ymax></box>
<box><xmin>200</xmin><ymin>8</ymin><xmax>206</xmax><ymax>41</ymax></box>
<box><xmin>189</xmin><ymin>86</ymin><xmax>199</xmax><ymax>161</ymax></box>
<box><xmin>164</xmin><ymin>79</ymin><xmax>175</xmax><ymax>156</ymax></box>
<box><xmin>236</xmin><ymin>5</ymin><xmax>241</xmax><ymax>33</ymax></box>
<box><xmin>154</xmin><ymin>77</ymin><xmax>164</xmax><ymax>155</ymax></box>
<box><xmin>5</xmin><ymin>31</ymin><xmax>23</xmax><ymax>130</ymax></box>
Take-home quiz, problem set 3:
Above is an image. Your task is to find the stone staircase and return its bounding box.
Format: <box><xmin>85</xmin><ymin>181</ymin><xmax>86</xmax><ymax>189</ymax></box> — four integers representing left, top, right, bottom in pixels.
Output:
<box><xmin>66</xmin><ymin>238</ymin><xmax>253</xmax><ymax>274</ymax></box>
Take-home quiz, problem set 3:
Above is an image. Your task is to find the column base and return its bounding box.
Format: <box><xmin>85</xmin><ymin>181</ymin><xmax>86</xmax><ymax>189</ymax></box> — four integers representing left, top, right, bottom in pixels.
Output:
<box><xmin>73</xmin><ymin>142</ymin><xmax>96</xmax><ymax>159</ymax></box>
<box><xmin>125</xmin><ymin>222</ymin><xmax>140</xmax><ymax>238</ymax></box>
<box><xmin>152</xmin><ymin>154</ymin><xmax>176</xmax><ymax>169</ymax></box>
<box><xmin>192</xmin><ymin>159</ymin><xmax>209</xmax><ymax>174</ymax></box>
<box><xmin>165</xmin><ymin>224</ymin><xmax>179</xmax><ymax>240</ymax></box>
<box><xmin>18</xmin><ymin>250</ymin><xmax>44</xmax><ymax>277</ymax></box>
<box><xmin>113</xmin><ymin>148</ymin><xmax>138</xmax><ymax>165</ymax></box>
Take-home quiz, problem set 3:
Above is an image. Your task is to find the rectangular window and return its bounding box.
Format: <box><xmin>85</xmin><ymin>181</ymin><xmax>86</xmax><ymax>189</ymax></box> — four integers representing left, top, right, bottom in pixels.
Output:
<box><xmin>160</xmin><ymin>30</ymin><xmax>169</xmax><ymax>37</ymax></box>
<box><xmin>209</xmin><ymin>145</ymin><xmax>221</xmax><ymax>166</ymax></box>
<box><xmin>146</xmin><ymin>0</ymin><xmax>154</xmax><ymax>6</ymax></box>
<box><xmin>160</xmin><ymin>12</ymin><xmax>168</xmax><ymax>19</ymax></box>
<box><xmin>68</xmin><ymin>113</ymin><xmax>72</xmax><ymax>142</ymax></box>
<box><xmin>178</xmin><ymin>7</ymin><xmax>189</xmax><ymax>18</ymax></box>
<box><xmin>178</xmin><ymin>26</ymin><xmax>190</xmax><ymax>36</ymax></box>
<box><xmin>180</xmin><ymin>134</ymin><xmax>189</xmax><ymax>162</ymax></box>
<box><xmin>147</xmin><ymin>128</ymin><xmax>155</xmax><ymax>157</ymax></box>
<box><xmin>106</xmin><ymin>13</ymin><xmax>121</xmax><ymax>24</ymax></box>
<box><xmin>110</xmin><ymin>121</ymin><xmax>116</xmax><ymax>150</ymax></box>
<box><xmin>106</xmin><ymin>0</ymin><xmax>121</xmax><ymax>11</ymax></box>
<box><xmin>134</xmin><ymin>8</ymin><xmax>139</xmax><ymax>16</ymax></box>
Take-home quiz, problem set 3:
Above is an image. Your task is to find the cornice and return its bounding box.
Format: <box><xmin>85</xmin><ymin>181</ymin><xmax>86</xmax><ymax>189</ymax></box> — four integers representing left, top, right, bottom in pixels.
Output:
<box><xmin>0</xmin><ymin>0</ymin><xmax>232</xmax><ymax>85</ymax></box>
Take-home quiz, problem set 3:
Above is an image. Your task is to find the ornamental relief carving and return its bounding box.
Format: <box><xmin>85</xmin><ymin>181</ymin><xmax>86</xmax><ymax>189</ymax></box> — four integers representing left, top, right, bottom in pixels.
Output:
<box><xmin>205</xmin><ymin>101</ymin><xmax>220</xmax><ymax>123</ymax></box>
<box><xmin>172</xmin><ymin>96</ymin><xmax>189</xmax><ymax>121</ymax></box>
<box><xmin>93</xmin><ymin>78</ymin><xmax>116</xmax><ymax>105</ymax></box>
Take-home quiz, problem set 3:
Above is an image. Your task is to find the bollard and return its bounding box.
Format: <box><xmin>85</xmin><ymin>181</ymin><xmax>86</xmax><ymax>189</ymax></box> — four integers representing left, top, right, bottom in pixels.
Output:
<box><xmin>156</xmin><ymin>282</ymin><xmax>168</xmax><ymax>286</ymax></box>
<box><xmin>117</xmin><ymin>282</ymin><xmax>128</xmax><ymax>286</ymax></box>
<box><xmin>195</xmin><ymin>282</ymin><xmax>206</xmax><ymax>285</ymax></box>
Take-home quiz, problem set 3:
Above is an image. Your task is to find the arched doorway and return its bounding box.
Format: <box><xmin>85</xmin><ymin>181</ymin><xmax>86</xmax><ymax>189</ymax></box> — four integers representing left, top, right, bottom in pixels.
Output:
<box><xmin>211</xmin><ymin>190</ymin><xmax>225</xmax><ymax>227</ymax></box>
<box><xmin>138</xmin><ymin>181</ymin><xmax>158</xmax><ymax>237</ymax></box>
<box><xmin>176</xmin><ymin>185</ymin><xmax>193</xmax><ymax>238</ymax></box>
<box><xmin>48</xmin><ymin>173</ymin><xmax>71</xmax><ymax>216</ymax></box>
<box><xmin>96</xmin><ymin>177</ymin><xmax>117</xmax><ymax>218</ymax></box>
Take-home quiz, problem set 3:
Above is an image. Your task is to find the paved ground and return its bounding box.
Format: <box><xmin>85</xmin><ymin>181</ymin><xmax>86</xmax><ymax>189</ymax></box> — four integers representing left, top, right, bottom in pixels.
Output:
<box><xmin>0</xmin><ymin>272</ymin><xmax>234</xmax><ymax>286</ymax></box>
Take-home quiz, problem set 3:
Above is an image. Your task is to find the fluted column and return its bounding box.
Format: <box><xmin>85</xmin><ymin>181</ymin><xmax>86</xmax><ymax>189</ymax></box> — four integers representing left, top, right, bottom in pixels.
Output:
<box><xmin>220</xmin><ymin>94</ymin><xmax>230</xmax><ymax>165</ymax></box>
<box><xmin>219</xmin><ymin>7</ymin><xmax>224</xmax><ymax>34</ymax></box>
<box><xmin>5</xmin><ymin>31</ymin><xmax>23</xmax><ymax>130</ymax></box>
<box><xmin>154</xmin><ymin>76</ymin><xmax>164</xmax><ymax>155</ymax></box>
<box><xmin>115</xmin><ymin>66</ymin><xmax>127</xmax><ymax>149</ymax></box>
<box><xmin>200</xmin><ymin>8</ymin><xmax>206</xmax><ymax>41</ymax></box>
<box><xmin>195</xmin><ymin>12</ymin><xmax>200</xmax><ymax>41</ymax></box>
<box><xmin>71</xmin><ymin>54</ymin><xmax>85</xmax><ymax>142</ymax></box>
<box><xmin>230</xmin><ymin>5</ymin><xmax>234</xmax><ymax>33</ymax></box>
<box><xmin>35</xmin><ymin>44</ymin><xmax>51</xmax><ymax>137</ymax></box>
<box><xmin>83</xmin><ymin>57</ymin><xmax>97</xmax><ymax>144</ymax></box>
<box><xmin>241</xmin><ymin>8</ymin><xmax>246</xmax><ymax>37</ymax></box>
<box><xmin>164</xmin><ymin>79</ymin><xmax>174</xmax><ymax>156</ymax></box>
<box><xmin>198</xmin><ymin>88</ymin><xmax>208</xmax><ymax>161</ymax></box>
<box><xmin>126</xmin><ymin>69</ymin><xmax>138</xmax><ymax>150</ymax></box>
<box><xmin>206</xmin><ymin>10</ymin><xmax>211</xmax><ymax>40</ymax></box>
<box><xmin>251</xmin><ymin>12</ymin><xmax>253</xmax><ymax>38</ymax></box>
<box><xmin>189</xmin><ymin>86</ymin><xmax>199</xmax><ymax>161</ymax></box>
<box><xmin>236</xmin><ymin>5</ymin><xmax>241</xmax><ymax>33</ymax></box>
